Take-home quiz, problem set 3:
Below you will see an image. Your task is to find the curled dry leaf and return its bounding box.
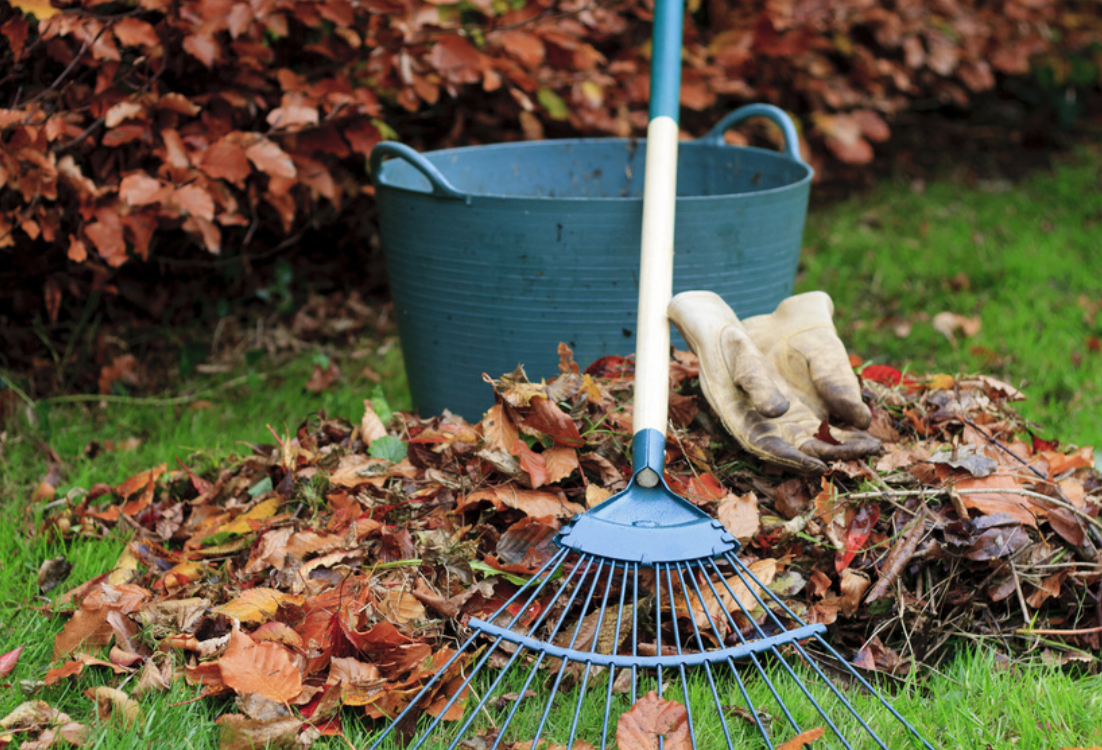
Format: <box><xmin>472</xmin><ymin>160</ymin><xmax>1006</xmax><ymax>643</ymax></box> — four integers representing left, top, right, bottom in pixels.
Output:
<box><xmin>216</xmin><ymin>714</ymin><xmax>303</xmax><ymax>750</ymax></box>
<box><xmin>85</xmin><ymin>686</ymin><xmax>142</xmax><ymax>728</ymax></box>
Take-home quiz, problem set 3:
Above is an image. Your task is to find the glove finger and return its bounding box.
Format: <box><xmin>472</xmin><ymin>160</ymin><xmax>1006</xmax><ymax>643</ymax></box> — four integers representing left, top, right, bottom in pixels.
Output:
<box><xmin>719</xmin><ymin>326</ymin><xmax>789</xmax><ymax>418</ymax></box>
<box><xmin>746</xmin><ymin>432</ymin><xmax>829</xmax><ymax>474</ymax></box>
<box><xmin>801</xmin><ymin>432</ymin><xmax>882</xmax><ymax>462</ymax></box>
<box><xmin>809</xmin><ymin>365</ymin><xmax>873</xmax><ymax>428</ymax></box>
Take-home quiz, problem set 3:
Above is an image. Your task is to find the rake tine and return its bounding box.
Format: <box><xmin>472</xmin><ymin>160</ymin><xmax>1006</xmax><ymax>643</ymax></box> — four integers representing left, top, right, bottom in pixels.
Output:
<box><xmin>564</xmin><ymin>559</ymin><xmax>619</xmax><ymax>749</ymax></box>
<box><xmin>631</xmin><ymin>562</ymin><xmax>640</xmax><ymax>704</ymax></box>
<box><xmin>488</xmin><ymin>649</ymin><xmax>550</xmax><ymax>750</ymax></box>
<box><xmin>700</xmin><ymin>558</ymin><xmax>806</xmax><ymax>738</ymax></box>
<box><xmin>654</xmin><ymin>562</ymin><xmax>664</xmax><ymax>699</ymax></box>
<box><xmin>529</xmin><ymin>555</ymin><xmax>606</xmax><ymax>748</ymax></box>
<box><xmin>662</xmin><ymin>564</ymin><xmax>698</xmax><ymax>749</ymax></box>
<box><xmin>720</xmin><ymin>556</ymin><xmax>935</xmax><ymax>749</ymax></box>
<box><xmin>599</xmin><ymin>562</ymin><xmax>632</xmax><ymax>750</ymax></box>
<box><xmin>720</xmin><ymin>553</ymin><xmax>874</xmax><ymax>750</ymax></box>
<box><xmin>416</xmin><ymin>551</ymin><xmax>592</xmax><ymax>750</ymax></box>
<box><xmin>673</xmin><ymin>562</ymin><xmax>738</xmax><ymax>750</ymax></box>
<box><xmin>368</xmin><ymin>549</ymin><xmax>575</xmax><ymax>750</ymax></box>
<box><xmin>689</xmin><ymin>560</ymin><xmax>785</xmax><ymax>748</ymax></box>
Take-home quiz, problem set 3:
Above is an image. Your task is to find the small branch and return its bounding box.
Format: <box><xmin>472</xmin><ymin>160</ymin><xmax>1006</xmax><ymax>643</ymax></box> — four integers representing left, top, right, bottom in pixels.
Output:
<box><xmin>1016</xmin><ymin>624</ymin><xmax>1102</xmax><ymax>636</ymax></box>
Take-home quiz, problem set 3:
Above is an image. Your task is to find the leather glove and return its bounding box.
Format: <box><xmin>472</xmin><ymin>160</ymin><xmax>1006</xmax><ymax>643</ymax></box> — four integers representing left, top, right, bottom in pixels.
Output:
<box><xmin>668</xmin><ymin>290</ymin><xmax>881</xmax><ymax>473</ymax></box>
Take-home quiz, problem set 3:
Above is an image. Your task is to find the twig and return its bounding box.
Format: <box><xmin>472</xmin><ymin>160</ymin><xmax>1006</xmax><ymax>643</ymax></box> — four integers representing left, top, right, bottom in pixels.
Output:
<box><xmin>1016</xmin><ymin>624</ymin><xmax>1102</xmax><ymax>636</ymax></box>
<box><xmin>866</xmin><ymin>509</ymin><xmax>929</xmax><ymax>603</ymax></box>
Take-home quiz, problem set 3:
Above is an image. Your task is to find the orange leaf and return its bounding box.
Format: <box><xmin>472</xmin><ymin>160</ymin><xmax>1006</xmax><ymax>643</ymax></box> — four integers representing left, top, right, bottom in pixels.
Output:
<box><xmin>511</xmin><ymin>438</ymin><xmax>549</xmax><ymax>488</ymax></box>
<box><xmin>245</xmin><ymin>138</ymin><xmax>297</xmax><ymax>179</ymax></box>
<box><xmin>119</xmin><ymin>173</ymin><xmax>170</xmax><ymax>206</ymax></box>
<box><xmin>460</xmin><ymin>486</ymin><xmax>583</xmax><ymax>519</ymax></box>
<box><xmin>183</xmin><ymin>33</ymin><xmax>219</xmax><ymax>68</ymax></box>
<box><xmin>67</xmin><ymin>235</ymin><xmax>88</xmax><ymax>262</ymax></box>
<box><xmin>84</xmin><ymin>210</ymin><xmax>127</xmax><ymax>267</ymax></box>
<box><xmin>616</xmin><ymin>691</ymin><xmax>691</xmax><ymax>750</ymax></box>
<box><xmin>169</xmin><ymin>184</ymin><xmax>215</xmax><ymax>221</ymax></box>
<box><xmin>197</xmin><ymin>136</ymin><xmax>252</xmax><ymax>185</ymax></box>
<box><xmin>113</xmin><ymin>17</ymin><xmax>160</xmax><ymax>48</ymax></box>
<box><xmin>218</xmin><ymin>628</ymin><xmax>302</xmax><ymax>703</ymax></box>
<box><xmin>429</xmin><ymin>35</ymin><xmax>482</xmax><ymax>85</ymax></box>
<box><xmin>777</xmin><ymin>726</ymin><xmax>825</xmax><ymax>750</ymax></box>
<box><xmin>216</xmin><ymin>587</ymin><xmax>297</xmax><ymax>623</ymax></box>
<box><xmin>44</xmin><ymin>660</ymin><xmax>85</xmax><ymax>685</ymax></box>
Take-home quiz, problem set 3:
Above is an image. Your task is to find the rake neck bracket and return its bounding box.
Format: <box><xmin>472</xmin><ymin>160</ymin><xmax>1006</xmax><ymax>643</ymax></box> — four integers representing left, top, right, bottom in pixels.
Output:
<box><xmin>555</xmin><ymin>429</ymin><xmax>739</xmax><ymax>564</ymax></box>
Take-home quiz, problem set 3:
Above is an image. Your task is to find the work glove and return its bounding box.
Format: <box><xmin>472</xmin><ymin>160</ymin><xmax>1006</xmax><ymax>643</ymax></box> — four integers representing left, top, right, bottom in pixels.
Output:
<box><xmin>668</xmin><ymin>290</ymin><xmax>881</xmax><ymax>473</ymax></box>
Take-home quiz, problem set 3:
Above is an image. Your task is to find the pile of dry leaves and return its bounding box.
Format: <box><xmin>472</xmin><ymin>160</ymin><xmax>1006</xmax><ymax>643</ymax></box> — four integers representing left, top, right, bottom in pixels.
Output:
<box><xmin>6</xmin><ymin>346</ymin><xmax>1100</xmax><ymax>749</ymax></box>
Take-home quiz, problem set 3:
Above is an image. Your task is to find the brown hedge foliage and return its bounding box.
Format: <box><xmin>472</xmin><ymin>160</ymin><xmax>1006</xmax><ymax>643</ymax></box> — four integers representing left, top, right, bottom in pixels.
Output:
<box><xmin>0</xmin><ymin>0</ymin><xmax>1099</xmax><ymax>318</ymax></box>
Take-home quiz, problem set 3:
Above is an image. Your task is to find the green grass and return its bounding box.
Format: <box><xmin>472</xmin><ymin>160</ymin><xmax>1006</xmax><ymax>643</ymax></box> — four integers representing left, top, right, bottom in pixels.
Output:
<box><xmin>2</xmin><ymin>150</ymin><xmax>1101</xmax><ymax>747</ymax></box>
<box><xmin>800</xmin><ymin>144</ymin><xmax>1102</xmax><ymax>449</ymax></box>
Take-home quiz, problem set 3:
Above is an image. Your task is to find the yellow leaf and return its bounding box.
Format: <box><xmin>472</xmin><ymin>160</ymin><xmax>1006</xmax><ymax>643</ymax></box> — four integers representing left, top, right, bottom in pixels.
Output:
<box><xmin>106</xmin><ymin>545</ymin><xmax>141</xmax><ymax>586</ymax></box>
<box><xmin>11</xmin><ymin>0</ymin><xmax>60</xmax><ymax>19</ymax></box>
<box><xmin>218</xmin><ymin>496</ymin><xmax>281</xmax><ymax>536</ymax></box>
<box><xmin>216</xmin><ymin>587</ymin><xmax>303</xmax><ymax>623</ymax></box>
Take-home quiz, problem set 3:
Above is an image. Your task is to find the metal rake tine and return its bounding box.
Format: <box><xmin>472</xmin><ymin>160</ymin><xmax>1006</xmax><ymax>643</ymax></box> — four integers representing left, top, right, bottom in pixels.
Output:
<box><xmin>599</xmin><ymin>562</ymin><xmax>632</xmax><ymax>750</ymax></box>
<box><xmin>369</xmin><ymin>549</ymin><xmax>574</xmax><ymax>750</ymax></box>
<box><xmin>699</xmin><ymin>557</ymin><xmax>806</xmax><ymax>737</ymax></box>
<box><xmin>693</xmin><ymin>559</ymin><xmax>796</xmax><ymax>747</ymax></box>
<box><xmin>488</xmin><ymin>649</ymin><xmax>551</xmax><ymax>750</ymax></box>
<box><xmin>719</xmin><ymin>553</ymin><xmax>878</xmax><ymax>750</ymax></box>
<box><xmin>662</xmin><ymin>564</ymin><xmax>698</xmax><ymax>749</ymax></box>
<box><xmin>724</xmin><ymin>552</ymin><xmax>936</xmax><ymax>747</ymax></box>
<box><xmin>805</xmin><ymin>632</ymin><xmax>938</xmax><ymax>750</ymax></box>
<box><xmin>415</xmin><ymin>552</ymin><xmax>591</xmax><ymax>750</ymax></box>
<box><xmin>673</xmin><ymin>561</ymin><xmax>744</xmax><ymax>750</ymax></box>
<box><xmin>529</xmin><ymin>555</ymin><xmax>607</xmax><ymax>748</ymax></box>
<box><xmin>654</xmin><ymin>561</ymin><xmax>664</xmax><ymax>698</ymax></box>
<box><xmin>631</xmin><ymin>562</ymin><xmax>640</xmax><ymax>704</ymax></box>
<box><xmin>565</xmin><ymin>558</ymin><xmax>619</xmax><ymax>750</ymax></box>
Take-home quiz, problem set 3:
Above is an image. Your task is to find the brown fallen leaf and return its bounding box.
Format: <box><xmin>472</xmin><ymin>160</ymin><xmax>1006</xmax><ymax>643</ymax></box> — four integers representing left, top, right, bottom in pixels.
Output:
<box><xmin>777</xmin><ymin>726</ymin><xmax>825</xmax><ymax>750</ymax></box>
<box><xmin>216</xmin><ymin>713</ymin><xmax>303</xmax><ymax>750</ymax></box>
<box><xmin>85</xmin><ymin>686</ymin><xmax>142</xmax><ymax>728</ymax></box>
<box><xmin>716</xmin><ymin>492</ymin><xmax>759</xmax><ymax>543</ymax></box>
<box><xmin>218</xmin><ymin>628</ymin><xmax>302</xmax><ymax>704</ymax></box>
<box><xmin>616</xmin><ymin>691</ymin><xmax>691</xmax><ymax>750</ymax></box>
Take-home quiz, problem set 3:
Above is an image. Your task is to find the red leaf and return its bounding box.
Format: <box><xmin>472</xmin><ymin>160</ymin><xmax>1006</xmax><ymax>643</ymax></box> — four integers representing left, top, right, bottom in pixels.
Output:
<box><xmin>0</xmin><ymin>645</ymin><xmax>23</xmax><ymax>677</ymax></box>
<box><xmin>861</xmin><ymin>364</ymin><xmax>903</xmax><ymax>387</ymax></box>
<box><xmin>835</xmin><ymin>504</ymin><xmax>880</xmax><ymax>574</ymax></box>
<box><xmin>521</xmin><ymin>397</ymin><xmax>583</xmax><ymax>447</ymax></box>
<box><xmin>815</xmin><ymin>419</ymin><xmax>841</xmax><ymax>446</ymax></box>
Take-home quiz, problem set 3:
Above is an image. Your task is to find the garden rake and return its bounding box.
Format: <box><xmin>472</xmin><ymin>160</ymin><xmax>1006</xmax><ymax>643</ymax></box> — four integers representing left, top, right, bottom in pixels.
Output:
<box><xmin>366</xmin><ymin>0</ymin><xmax>940</xmax><ymax>747</ymax></box>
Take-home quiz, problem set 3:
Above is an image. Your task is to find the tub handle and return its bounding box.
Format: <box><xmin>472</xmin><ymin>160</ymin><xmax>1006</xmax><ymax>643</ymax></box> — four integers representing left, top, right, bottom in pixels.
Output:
<box><xmin>700</xmin><ymin>104</ymin><xmax>805</xmax><ymax>164</ymax></box>
<box><xmin>370</xmin><ymin>142</ymin><xmax>467</xmax><ymax>200</ymax></box>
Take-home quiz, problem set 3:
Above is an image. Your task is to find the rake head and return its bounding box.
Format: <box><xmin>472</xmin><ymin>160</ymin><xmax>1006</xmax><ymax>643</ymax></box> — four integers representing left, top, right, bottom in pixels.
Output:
<box><xmin>367</xmin><ymin>434</ymin><xmax>938</xmax><ymax>750</ymax></box>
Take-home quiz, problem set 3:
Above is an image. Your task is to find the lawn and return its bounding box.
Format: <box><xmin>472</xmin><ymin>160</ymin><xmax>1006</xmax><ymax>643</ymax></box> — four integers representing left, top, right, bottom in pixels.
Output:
<box><xmin>0</xmin><ymin>146</ymin><xmax>1099</xmax><ymax>749</ymax></box>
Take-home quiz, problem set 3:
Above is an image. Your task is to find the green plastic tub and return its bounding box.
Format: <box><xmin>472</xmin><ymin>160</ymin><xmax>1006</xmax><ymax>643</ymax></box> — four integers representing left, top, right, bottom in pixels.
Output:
<box><xmin>371</xmin><ymin>104</ymin><xmax>813</xmax><ymax>419</ymax></box>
